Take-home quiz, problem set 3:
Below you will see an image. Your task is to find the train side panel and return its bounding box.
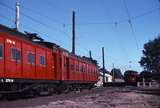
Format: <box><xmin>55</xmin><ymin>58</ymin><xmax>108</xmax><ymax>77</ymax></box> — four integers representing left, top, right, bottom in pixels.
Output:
<box><xmin>0</xmin><ymin>34</ymin><xmax>4</xmax><ymax>77</ymax></box>
<box><xmin>35</xmin><ymin>48</ymin><xmax>46</xmax><ymax>79</ymax></box>
<box><xmin>46</xmin><ymin>50</ymin><xmax>54</xmax><ymax>80</ymax></box>
<box><xmin>79</xmin><ymin>61</ymin><xmax>82</xmax><ymax>81</ymax></box>
<box><xmin>69</xmin><ymin>56</ymin><xmax>74</xmax><ymax>81</ymax></box>
<box><xmin>5</xmin><ymin>34</ymin><xmax>22</xmax><ymax>78</ymax></box>
<box><xmin>22</xmin><ymin>42</ymin><xmax>36</xmax><ymax>79</ymax></box>
<box><xmin>0</xmin><ymin>25</ymin><xmax>99</xmax><ymax>90</ymax></box>
<box><xmin>55</xmin><ymin>50</ymin><xmax>61</xmax><ymax>80</ymax></box>
<box><xmin>0</xmin><ymin>32</ymin><xmax>57</xmax><ymax>81</ymax></box>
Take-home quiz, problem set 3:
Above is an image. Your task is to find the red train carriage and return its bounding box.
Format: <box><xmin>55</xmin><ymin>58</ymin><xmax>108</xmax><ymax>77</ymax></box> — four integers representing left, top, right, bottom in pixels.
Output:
<box><xmin>124</xmin><ymin>70</ymin><xmax>139</xmax><ymax>86</ymax></box>
<box><xmin>0</xmin><ymin>24</ymin><xmax>99</xmax><ymax>96</ymax></box>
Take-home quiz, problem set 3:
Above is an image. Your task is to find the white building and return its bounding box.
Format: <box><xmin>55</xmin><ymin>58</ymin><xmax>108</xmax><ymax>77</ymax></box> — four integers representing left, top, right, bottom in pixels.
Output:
<box><xmin>96</xmin><ymin>71</ymin><xmax>113</xmax><ymax>87</ymax></box>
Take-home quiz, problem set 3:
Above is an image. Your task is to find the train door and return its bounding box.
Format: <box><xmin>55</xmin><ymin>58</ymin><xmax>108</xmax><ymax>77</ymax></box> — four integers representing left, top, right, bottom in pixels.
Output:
<box><xmin>23</xmin><ymin>43</ymin><xmax>35</xmax><ymax>79</ymax></box>
<box><xmin>35</xmin><ymin>48</ymin><xmax>46</xmax><ymax>79</ymax></box>
<box><xmin>45</xmin><ymin>51</ymin><xmax>54</xmax><ymax>80</ymax></box>
<box><xmin>55</xmin><ymin>50</ymin><xmax>61</xmax><ymax>80</ymax></box>
<box><xmin>0</xmin><ymin>37</ymin><xmax>4</xmax><ymax>77</ymax></box>
<box><xmin>5</xmin><ymin>38</ymin><xmax>21</xmax><ymax>78</ymax></box>
<box><xmin>52</xmin><ymin>53</ymin><xmax>56</xmax><ymax>80</ymax></box>
<box><xmin>63</xmin><ymin>56</ymin><xmax>69</xmax><ymax>80</ymax></box>
<box><xmin>15</xmin><ymin>41</ymin><xmax>22</xmax><ymax>78</ymax></box>
<box><xmin>69</xmin><ymin>58</ymin><xmax>74</xmax><ymax>80</ymax></box>
<box><xmin>79</xmin><ymin>62</ymin><xmax>82</xmax><ymax>81</ymax></box>
<box><xmin>66</xmin><ymin>57</ymin><xmax>69</xmax><ymax>80</ymax></box>
<box><xmin>76</xmin><ymin>61</ymin><xmax>80</xmax><ymax>81</ymax></box>
<box><xmin>60</xmin><ymin>55</ymin><xmax>62</xmax><ymax>80</ymax></box>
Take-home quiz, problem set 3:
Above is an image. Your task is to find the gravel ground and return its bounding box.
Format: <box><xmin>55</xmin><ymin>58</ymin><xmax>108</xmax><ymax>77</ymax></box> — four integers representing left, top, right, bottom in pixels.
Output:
<box><xmin>0</xmin><ymin>87</ymin><xmax>159</xmax><ymax>108</ymax></box>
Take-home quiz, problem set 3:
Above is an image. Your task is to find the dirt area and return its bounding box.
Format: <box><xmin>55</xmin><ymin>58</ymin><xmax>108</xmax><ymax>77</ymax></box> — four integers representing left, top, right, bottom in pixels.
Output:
<box><xmin>0</xmin><ymin>87</ymin><xmax>159</xmax><ymax>108</ymax></box>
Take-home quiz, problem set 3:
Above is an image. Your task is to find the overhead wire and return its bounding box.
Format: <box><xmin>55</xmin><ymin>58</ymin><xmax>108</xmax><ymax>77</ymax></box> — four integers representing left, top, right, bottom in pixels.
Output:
<box><xmin>0</xmin><ymin>2</ymin><xmax>71</xmax><ymax>39</ymax></box>
<box><xmin>101</xmin><ymin>0</ymin><xmax>130</xmax><ymax>70</ymax></box>
<box><xmin>0</xmin><ymin>1</ymin><xmax>78</xmax><ymax>52</ymax></box>
<box><xmin>122</xmin><ymin>0</ymin><xmax>139</xmax><ymax>51</ymax></box>
<box><xmin>0</xmin><ymin>13</ymin><xmax>63</xmax><ymax>44</ymax></box>
<box><xmin>0</xmin><ymin>14</ymin><xmax>15</xmax><ymax>27</ymax></box>
<box><xmin>1</xmin><ymin>1</ymin><xmax>159</xmax><ymax>59</ymax></box>
<box><xmin>113</xmin><ymin>22</ymin><xmax>130</xmax><ymax>60</ymax></box>
<box><xmin>0</xmin><ymin>2</ymin><xmax>90</xmax><ymax>56</ymax></box>
<box><xmin>64</xmin><ymin>7</ymin><xmax>160</xmax><ymax>26</ymax></box>
<box><xmin>33</xmin><ymin>1</ymin><xmax>90</xmax><ymax>56</ymax></box>
<box><xmin>21</xmin><ymin>5</ymin><xmax>64</xmax><ymax>25</ymax></box>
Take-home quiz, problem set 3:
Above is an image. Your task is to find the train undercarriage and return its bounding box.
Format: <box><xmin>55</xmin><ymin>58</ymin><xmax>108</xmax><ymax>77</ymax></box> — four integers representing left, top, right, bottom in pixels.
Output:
<box><xmin>0</xmin><ymin>78</ymin><xmax>96</xmax><ymax>100</ymax></box>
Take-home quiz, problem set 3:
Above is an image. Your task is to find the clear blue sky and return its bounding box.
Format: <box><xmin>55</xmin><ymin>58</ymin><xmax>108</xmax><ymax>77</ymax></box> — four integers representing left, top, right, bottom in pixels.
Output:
<box><xmin>0</xmin><ymin>0</ymin><xmax>160</xmax><ymax>73</ymax></box>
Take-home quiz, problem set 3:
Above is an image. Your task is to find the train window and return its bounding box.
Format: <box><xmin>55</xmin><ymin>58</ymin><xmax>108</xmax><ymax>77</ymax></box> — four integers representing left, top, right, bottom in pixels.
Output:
<box><xmin>27</xmin><ymin>52</ymin><xmax>31</xmax><ymax>64</ymax></box>
<box><xmin>27</xmin><ymin>52</ymin><xmax>35</xmax><ymax>64</ymax></box>
<box><xmin>40</xmin><ymin>55</ymin><xmax>46</xmax><ymax>65</ymax></box>
<box><xmin>64</xmin><ymin>57</ymin><xmax>67</xmax><ymax>67</ymax></box>
<box><xmin>88</xmin><ymin>67</ymin><xmax>90</xmax><ymax>73</ymax></box>
<box><xmin>16</xmin><ymin>49</ymin><xmax>21</xmax><ymax>62</ymax></box>
<box><xmin>31</xmin><ymin>54</ymin><xmax>35</xmax><ymax>64</ymax></box>
<box><xmin>60</xmin><ymin>57</ymin><xmax>62</xmax><ymax>69</ymax></box>
<box><xmin>11</xmin><ymin>47</ymin><xmax>16</xmax><ymax>60</ymax></box>
<box><xmin>70</xmin><ymin>64</ymin><xmax>74</xmax><ymax>70</ymax></box>
<box><xmin>76</xmin><ymin>65</ymin><xmax>79</xmax><ymax>71</ymax></box>
<box><xmin>83</xmin><ymin>66</ymin><xmax>86</xmax><ymax>72</ymax></box>
<box><xmin>80</xmin><ymin>66</ymin><xmax>83</xmax><ymax>72</ymax></box>
<box><xmin>83</xmin><ymin>65</ymin><xmax>85</xmax><ymax>72</ymax></box>
<box><xmin>0</xmin><ymin>45</ymin><xmax>2</xmax><ymax>59</ymax></box>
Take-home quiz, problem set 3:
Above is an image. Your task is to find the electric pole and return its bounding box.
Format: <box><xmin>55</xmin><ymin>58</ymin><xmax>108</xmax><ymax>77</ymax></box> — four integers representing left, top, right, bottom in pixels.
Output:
<box><xmin>89</xmin><ymin>50</ymin><xmax>92</xmax><ymax>58</ymax></box>
<box><xmin>112</xmin><ymin>63</ymin><xmax>115</xmax><ymax>82</ymax></box>
<box><xmin>15</xmin><ymin>0</ymin><xmax>20</xmax><ymax>31</ymax></box>
<box><xmin>72</xmin><ymin>11</ymin><xmax>75</xmax><ymax>54</ymax></box>
<box><xmin>102</xmin><ymin>47</ymin><xmax>105</xmax><ymax>86</ymax></box>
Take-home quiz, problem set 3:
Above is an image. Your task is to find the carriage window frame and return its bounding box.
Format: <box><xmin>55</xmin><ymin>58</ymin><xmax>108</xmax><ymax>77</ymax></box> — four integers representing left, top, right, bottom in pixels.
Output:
<box><xmin>70</xmin><ymin>64</ymin><xmax>74</xmax><ymax>70</ymax></box>
<box><xmin>0</xmin><ymin>44</ymin><xmax>3</xmax><ymax>59</ymax></box>
<box><xmin>76</xmin><ymin>64</ymin><xmax>79</xmax><ymax>71</ymax></box>
<box><xmin>40</xmin><ymin>55</ymin><xmax>46</xmax><ymax>66</ymax></box>
<box><xmin>31</xmin><ymin>53</ymin><xmax>35</xmax><ymax>65</ymax></box>
<box><xmin>80</xmin><ymin>65</ymin><xmax>83</xmax><ymax>72</ymax></box>
<box><xmin>16</xmin><ymin>48</ymin><xmax>21</xmax><ymax>63</ymax></box>
<box><xmin>11</xmin><ymin>47</ymin><xmax>16</xmax><ymax>61</ymax></box>
<box><xmin>27</xmin><ymin>51</ymin><xmax>31</xmax><ymax>64</ymax></box>
<box><xmin>27</xmin><ymin>51</ymin><xmax>35</xmax><ymax>65</ymax></box>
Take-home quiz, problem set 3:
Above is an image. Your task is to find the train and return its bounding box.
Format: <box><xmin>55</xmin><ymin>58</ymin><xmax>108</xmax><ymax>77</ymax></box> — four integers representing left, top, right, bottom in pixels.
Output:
<box><xmin>124</xmin><ymin>70</ymin><xmax>139</xmax><ymax>85</ymax></box>
<box><xmin>0</xmin><ymin>24</ymin><xmax>99</xmax><ymax>97</ymax></box>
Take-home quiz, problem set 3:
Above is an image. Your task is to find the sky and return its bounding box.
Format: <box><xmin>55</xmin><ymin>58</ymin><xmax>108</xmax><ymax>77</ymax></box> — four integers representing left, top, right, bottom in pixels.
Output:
<box><xmin>0</xmin><ymin>0</ymin><xmax>160</xmax><ymax>73</ymax></box>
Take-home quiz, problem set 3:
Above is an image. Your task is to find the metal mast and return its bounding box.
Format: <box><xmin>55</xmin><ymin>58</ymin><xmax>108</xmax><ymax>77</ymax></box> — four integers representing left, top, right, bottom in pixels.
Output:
<box><xmin>89</xmin><ymin>50</ymin><xmax>92</xmax><ymax>58</ymax></box>
<box><xmin>72</xmin><ymin>11</ymin><xmax>75</xmax><ymax>54</ymax></box>
<box><xmin>102</xmin><ymin>47</ymin><xmax>105</xmax><ymax>86</ymax></box>
<box><xmin>15</xmin><ymin>0</ymin><xmax>20</xmax><ymax>31</ymax></box>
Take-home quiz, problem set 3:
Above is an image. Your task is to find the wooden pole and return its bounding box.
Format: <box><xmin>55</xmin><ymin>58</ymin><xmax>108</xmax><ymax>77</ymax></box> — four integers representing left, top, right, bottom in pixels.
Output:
<box><xmin>72</xmin><ymin>11</ymin><xmax>75</xmax><ymax>54</ymax></box>
<box><xmin>102</xmin><ymin>47</ymin><xmax>105</xmax><ymax>86</ymax></box>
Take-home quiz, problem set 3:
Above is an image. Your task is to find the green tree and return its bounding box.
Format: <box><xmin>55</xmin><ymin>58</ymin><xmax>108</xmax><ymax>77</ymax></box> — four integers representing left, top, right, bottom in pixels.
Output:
<box><xmin>111</xmin><ymin>68</ymin><xmax>123</xmax><ymax>79</ymax></box>
<box><xmin>140</xmin><ymin>36</ymin><xmax>160</xmax><ymax>81</ymax></box>
<box><xmin>140</xmin><ymin>36</ymin><xmax>160</xmax><ymax>73</ymax></box>
<box><xmin>139</xmin><ymin>71</ymin><xmax>152</xmax><ymax>82</ymax></box>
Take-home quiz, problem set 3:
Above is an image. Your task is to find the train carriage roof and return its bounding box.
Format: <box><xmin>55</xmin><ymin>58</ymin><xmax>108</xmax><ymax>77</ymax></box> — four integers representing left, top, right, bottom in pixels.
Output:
<box><xmin>0</xmin><ymin>24</ymin><xmax>98</xmax><ymax>66</ymax></box>
<box><xmin>0</xmin><ymin>24</ymin><xmax>59</xmax><ymax>48</ymax></box>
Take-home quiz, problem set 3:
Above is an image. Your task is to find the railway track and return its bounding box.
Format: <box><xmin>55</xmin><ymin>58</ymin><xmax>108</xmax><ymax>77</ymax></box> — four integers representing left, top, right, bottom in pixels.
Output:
<box><xmin>0</xmin><ymin>87</ymin><xmax>159</xmax><ymax>108</ymax></box>
<box><xmin>0</xmin><ymin>87</ymin><xmax>104</xmax><ymax>108</ymax></box>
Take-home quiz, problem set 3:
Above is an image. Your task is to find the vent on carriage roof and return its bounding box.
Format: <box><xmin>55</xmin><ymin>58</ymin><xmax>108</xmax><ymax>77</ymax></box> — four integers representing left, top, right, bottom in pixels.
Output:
<box><xmin>24</xmin><ymin>31</ymin><xmax>44</xmax><ymax>42</ymax></box>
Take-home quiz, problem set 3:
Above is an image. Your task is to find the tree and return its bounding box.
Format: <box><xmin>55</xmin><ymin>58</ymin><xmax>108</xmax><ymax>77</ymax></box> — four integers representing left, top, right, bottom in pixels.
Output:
<box><xmin>139</xmin><ymin>71</ymin><xmax>152</xmax><ymax>82</ymax></box>
<box><xmin>140</xmin><ymin>36</ymin><xmax>160</xmax><ymax>73</ymax></box>
<box><xmin>111</xmin><ymin>68</ymin><xmax>123</xmax><ymax>79</ymax></box>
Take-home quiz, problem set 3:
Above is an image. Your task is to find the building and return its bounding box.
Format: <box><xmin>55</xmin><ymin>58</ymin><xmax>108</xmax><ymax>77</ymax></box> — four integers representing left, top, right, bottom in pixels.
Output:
<box><xmin>95</xmin><ymin>69</ymin><xmax>113</xmax><ymax>87</ymax></box>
